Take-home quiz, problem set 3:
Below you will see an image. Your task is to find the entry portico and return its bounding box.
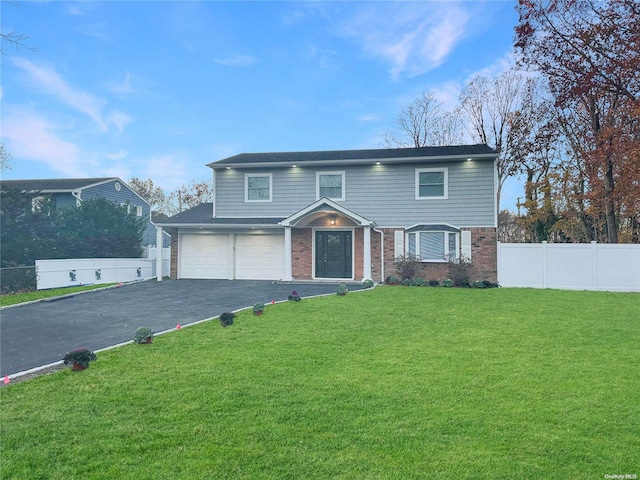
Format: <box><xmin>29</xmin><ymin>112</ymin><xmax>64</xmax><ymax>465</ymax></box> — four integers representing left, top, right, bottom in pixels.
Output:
<box><xmin>280</xmin><ymin>198</ymin><xmax>373</xmax><ymax>281</ymax></box>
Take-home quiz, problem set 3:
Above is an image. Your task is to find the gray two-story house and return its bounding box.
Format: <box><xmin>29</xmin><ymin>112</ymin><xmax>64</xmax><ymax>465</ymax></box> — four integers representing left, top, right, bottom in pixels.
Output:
<box><xmin>158</xmin><ymin>144</ymin><xmax>499</xmax><ymax>283</ymax></box>
<box><xmin>1</xmin><ymin>177</ymin><xmax>168</xmax><ymax>250</ymax></box>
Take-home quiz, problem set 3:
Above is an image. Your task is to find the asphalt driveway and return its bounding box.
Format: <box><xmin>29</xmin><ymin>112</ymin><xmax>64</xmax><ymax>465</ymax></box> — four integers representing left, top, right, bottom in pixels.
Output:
<box><xmin>1</xmin><ymin>279</ymin><xmax>362</xmax><ymax>377</ymax></box>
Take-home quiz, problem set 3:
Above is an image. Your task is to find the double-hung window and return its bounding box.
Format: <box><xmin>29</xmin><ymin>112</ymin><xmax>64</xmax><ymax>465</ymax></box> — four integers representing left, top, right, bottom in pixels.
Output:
<box><xmin>317</xmin><ymin>171</ymin><xmax>345</xmax><ymax>201</ymax></box>
<box><xmin>407</xmin><ymin>230</ymin><xmax>458</xmax><ymax>262</ymax></box>
<box><xmin>245</xmin><ymin>173</ymin><xmax>272</xmax><ymax>202</ymax></box>
<box><xmin>415</xmin><ymin>168</ymin><xmax>448</xmax><ymax>199</ymax></box>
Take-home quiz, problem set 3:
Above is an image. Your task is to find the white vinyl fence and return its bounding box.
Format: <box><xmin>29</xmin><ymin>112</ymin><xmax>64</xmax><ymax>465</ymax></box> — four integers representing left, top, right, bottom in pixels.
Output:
<box><xmin>36</xmin><ymin>247</ymin><xmax>171</xmax><ymax>290</ymax></box>
<box><xmin>498</xmin><ymin>241</ymin><xmax>640</xmax><ymax>292</ymax></box>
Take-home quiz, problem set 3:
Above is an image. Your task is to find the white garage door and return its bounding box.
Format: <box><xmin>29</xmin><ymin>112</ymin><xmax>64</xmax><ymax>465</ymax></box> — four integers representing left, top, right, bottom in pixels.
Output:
<box><xmin>180</xmin><ymin>234</ymin><xmax>229</xmax><ymax>279</ymax></box>
<box><xmin>235</xmin><ymin>234</ymin><xmax>285</xmax><ymax>280</ymax></box>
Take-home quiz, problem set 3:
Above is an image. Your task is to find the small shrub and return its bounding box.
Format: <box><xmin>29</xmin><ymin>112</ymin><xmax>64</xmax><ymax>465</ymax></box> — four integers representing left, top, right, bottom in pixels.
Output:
<box><xmin>412</xmin><ymin>278</ymin><xmax>426</xmax><ymax>287</ymax></box>
<box><xmin>63</xmin><ymin>348</ymin><xmax>97</xmax><ymax>368</ymax></box>
<box><xmin>133</xmin><ymin>326</ymin><xmax>154</xmax><ymax>344</ymax></box>
<box><xmin>401</xmin><ymin>278</ymin><xmax>413</xmax><ymax>286</ymax></box>
<box><xmin>483</xmin><ymin>280</ymin><xmax>499</xmax><ymax>288</ymax></box>
<box><xmin>253</xmin><ymin>302</ymin><xmax>265</xmax><ymax>314</ymax></box>
<box><xmin>428</xmin><ymin>279</ymin><xmax>440</xmax><ymax>287</ymax></box>
<box><xmin>337</xmin><ymin>284</ymin><xmax>349</xmax><ymax>296</ymax></box>
<box><xmin>442</xmin><ymin>279</ymin><xmax>453</xmax><ymax>288</ymax></box>
<box><xmin>288</xmin><ymin>291</ymin><xmax>301</xmax><ymax>301</ymax></box>
<box><xmin>385</xmin><ymin>276</ymin><xmax>400</xmax><ymax>285</ymax></box>
<box><xmin>473</xmin><ymin>281</ymin><xmax>486</xmax><ymax>289</ymax></box>
<box><xmin>448</xmin><ymin>256</ymin><xmax>474</xmax><ymax>287</ymax></box>
<box><xmin>219</xmin><ymin>312</ymin><xmax>235</xmax><ymax>327</ymax></box>
<box><xmin>362</xmin><ymin>279</ymin><xmax>374</xmax><ymax>289</ymax></box>
<box><xmin>393</xmin><ymin>254</ymin><xmax>421</xmax><ymax>281</ymax></box>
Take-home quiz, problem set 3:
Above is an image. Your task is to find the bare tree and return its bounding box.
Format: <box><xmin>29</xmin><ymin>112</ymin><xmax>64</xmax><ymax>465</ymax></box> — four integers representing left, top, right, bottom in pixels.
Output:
<box><xmin>459</xmin><ymin>70</ymin><xmax>529</xmax><ymax>212</ymax></box>
<box><xmin>167</xmin><ymin>180</ymin><xmax>213</xmax><ymax>214</ymax></box>
<box><xmin>383</xmin><ymin>91</ymin><xmax>463</xmax><ymax>148</ymax></box>
<box><xmin>1</xmin><ymin>143</ymin><xmax>13</xmax><ymax>171</ymax></box>
<box><xmin>1</xmin><ymin>1</ymin><xmax>37</xmax><ymax>56</ymax></box>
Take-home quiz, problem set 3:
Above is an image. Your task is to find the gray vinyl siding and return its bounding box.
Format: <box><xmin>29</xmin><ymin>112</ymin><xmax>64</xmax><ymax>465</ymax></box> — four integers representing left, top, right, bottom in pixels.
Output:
<box><xmin>214</xmin><ymin>160</ymin><xmax>496</xmax><ymax>227</ymax></box>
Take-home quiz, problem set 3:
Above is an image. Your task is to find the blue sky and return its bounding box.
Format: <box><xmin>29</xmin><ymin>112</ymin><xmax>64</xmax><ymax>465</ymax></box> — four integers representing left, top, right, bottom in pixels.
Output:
<box><xmin>1</xmin><ymin>1</ymin><xmax>522</xmax><ymax>209</ymax></box>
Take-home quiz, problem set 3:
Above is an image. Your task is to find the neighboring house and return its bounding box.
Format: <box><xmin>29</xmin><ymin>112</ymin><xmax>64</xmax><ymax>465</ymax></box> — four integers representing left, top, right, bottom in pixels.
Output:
<box><xmin>0</xmin><ymin>177</ymin><xmax>170</xmax><ymax>250</ymax></box>
<box><xmin>157</xmin><ymin>145</ymin><xmax>499</xmax><ymax>282</ymax></box>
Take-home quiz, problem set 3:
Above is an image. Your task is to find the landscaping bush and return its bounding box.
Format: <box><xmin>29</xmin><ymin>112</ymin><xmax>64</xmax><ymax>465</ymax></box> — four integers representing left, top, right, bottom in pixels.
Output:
<box><xmin>0</xmin><ymin>266</ymin><xmax>37</xmax><ymax>295</ymax></box>
<box><xmin>401</xmin><ymin>278</ymin><xmax>413</xmax><ymax>286</ymax></box>
<box><xmin>447</xmin><ymin>256</ymin><xmax>474</xmax><ymax>287</ymax></box>
<box><xmin>362</xmin><ymin>279</ymin><xmax>374</xmax><ymax>289</ymax></box>
<box><xmin>385</xmin><ymin>276</ymin><xmax>400</xmax><ymax>285</ymax></box>
<box><xmin>392</xmin><ymin>254</ymin><xmax>421</xmax><ymax>280</ymax></box>
<box><xmin>412</xmin><ymin>278</ymin><xmax>426</xmax><ymax>287</ymax></box>
<box><xmin>428</xmin><ymin>279</ymin><xmax>440</xmax><ymax>287</ymax></box>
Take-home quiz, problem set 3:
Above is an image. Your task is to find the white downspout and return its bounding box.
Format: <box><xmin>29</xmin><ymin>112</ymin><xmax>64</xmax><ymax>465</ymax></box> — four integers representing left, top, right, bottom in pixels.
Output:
<box><xmin>71</xmin><ymin>190</ymin><xmax>82</xmax><ymax>205</ymax></box>
<box><xmin>373</xmin><ymin>227</ymin><xmax>385</xmax><ymax>283</ymax></box>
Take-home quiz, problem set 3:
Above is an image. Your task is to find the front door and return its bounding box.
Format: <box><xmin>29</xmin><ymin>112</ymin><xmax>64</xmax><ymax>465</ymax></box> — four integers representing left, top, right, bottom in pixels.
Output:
<box><xmin>315</xmin><ymin>231</ymin><xmax>352</xmax><ymax>278</ymax></box>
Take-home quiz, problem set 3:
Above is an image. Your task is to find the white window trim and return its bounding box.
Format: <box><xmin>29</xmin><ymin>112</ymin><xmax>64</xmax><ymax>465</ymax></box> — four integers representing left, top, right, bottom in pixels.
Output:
<box><xmin>31</xmin><ymin>196</ymin><xmax>45</xmax><ymax>213</ymax></box>
<box><xmin>316</xmin><ymin>171</ymin><xmax>345</xmax><ymax>201</ymax></box>
<box><xmin>407</xmin><ymin>230</ymin><xmax>458</xmax><ymax>263</ymax></box>
<box><xmin>245</xmin><ymin>173</ymin><xmax>273</xmax><ymax>203</ymax></box>
<box><xmin>135</xmin><ymin>205</ymin><xmax>143</xmax><ymax>217</ymax></box>
<box><xmin>415</xmin><ymin>167</ymin><xmax>448</xmax><ymax>200</ymax></box>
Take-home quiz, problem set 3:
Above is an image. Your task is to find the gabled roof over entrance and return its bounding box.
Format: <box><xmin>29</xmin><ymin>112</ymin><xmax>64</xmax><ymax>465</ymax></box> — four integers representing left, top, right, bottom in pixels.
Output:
<box><xmin>280</xmin><ymin>197</ymin><xmax>374</xmax><ymax>228</ymax></box>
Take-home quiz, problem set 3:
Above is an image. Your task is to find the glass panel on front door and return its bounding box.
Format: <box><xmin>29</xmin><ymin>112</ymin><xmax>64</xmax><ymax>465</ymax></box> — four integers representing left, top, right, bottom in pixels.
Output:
<box><xmin>315</xmin><ymin>231</ymin><xmax>352</xmax><ymax>278</ymax></box>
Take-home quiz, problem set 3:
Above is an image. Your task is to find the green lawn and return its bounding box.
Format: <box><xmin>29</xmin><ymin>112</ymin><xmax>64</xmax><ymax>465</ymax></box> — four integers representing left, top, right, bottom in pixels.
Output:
<box><xmin>1</xmin><ymin>288</ymin><xmax>638</xmax><ymax>479</ymax></box>
<box><xmin>0</xmin><ymin>283</ymin><xmax>117</xmax><ymax>307</ymax></box>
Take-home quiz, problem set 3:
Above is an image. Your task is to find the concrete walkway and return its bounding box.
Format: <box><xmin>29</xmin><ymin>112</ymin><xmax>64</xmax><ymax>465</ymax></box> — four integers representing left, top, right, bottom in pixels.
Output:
<box><xmin>1</xmin><ymin>279</ymin><xmax>362</xmax><ymax>378</ymax></box>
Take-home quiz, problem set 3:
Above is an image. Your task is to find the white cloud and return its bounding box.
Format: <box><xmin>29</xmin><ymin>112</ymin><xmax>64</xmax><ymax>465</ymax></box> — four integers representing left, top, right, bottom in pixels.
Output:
<box><xmin>110</xmin><ymin>72</ymin><xmax>134</xmax><ymax>96</ymax></box>
<box><xmin>212</xmin><ymin>54</ymin><xmax>257</xmax><ymax>67</ymax></box>
<box><xmin>139</xmin><ymin>154</ymin><xmax>190</xmax><ymax>191</ymax></box>
<box><xmin>341</xmin><ymin>3</ymin><xmax>470</xmax><ymax>79</ymax></box>
<box><xmin>108</xmin><ymin>110</ymin><xmax>133</xmax><ymax>134</ymax></box>
<box><xmin>465</xmin><ymin>51</ymin><xmax>516</xmax><ymax>83</ymax></box>
<box><xmin>2</xmin><ymin>110</ymin><xmax>88</xmax><ymax>177</ymax></box>
<box><xmin>358</xmin><ymin>114</ymin><xmax>380</xmax><ymax>122</ymax></box>
<box><xmin>11</xmin><ymin>57</ymin><xmax>133</xmax><ymax>134</ymax></box>
<box><xmin>12</xmin><ymin>57</ymin><xmax>107</xmax><ymax>128</ymax></box>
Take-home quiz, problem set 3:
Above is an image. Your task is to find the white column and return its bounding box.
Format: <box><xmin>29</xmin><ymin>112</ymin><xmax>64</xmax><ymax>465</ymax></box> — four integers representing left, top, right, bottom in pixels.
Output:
<box><xmin>363</xmin><ymin>225</ymin><xmax>372</xmax><ymax>281</ymax></box>
<box><xmin>283</xmin><ymin>227</ymin><xmax>293</xmax><ymax>281</ymax></box>
<box><xmin>156</xmin><ymin>226</ymin><xmax>164</xmax><ymax>281</ymax></box>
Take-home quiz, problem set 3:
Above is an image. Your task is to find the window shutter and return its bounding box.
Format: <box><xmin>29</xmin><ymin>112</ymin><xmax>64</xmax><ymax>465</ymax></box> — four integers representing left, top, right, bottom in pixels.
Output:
<box><xmin>461</xmin><ymin>230</ymin><xmax>472</xmax><ymax>260</ymax></box>
<box><xmin>394</xmin><ymin>230</ymin><xmax>404</xmax><ymax>258</ymax></box>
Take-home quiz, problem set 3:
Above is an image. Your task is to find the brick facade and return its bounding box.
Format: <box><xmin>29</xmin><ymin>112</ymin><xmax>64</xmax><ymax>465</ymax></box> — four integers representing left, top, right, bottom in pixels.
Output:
<box><xmin>291</xmin><ymin>228</ymin><xmax>313</xmax><ymax>279</ymax></box>
<box><xmin>168</xmin><ymin>226</ymin><xmax>497</xmax><ymax>284</ymax></box>
<box><xmin>170</xmin><ymin>228</ymin><xmax>179</xmax><ymax>279</ymax></box>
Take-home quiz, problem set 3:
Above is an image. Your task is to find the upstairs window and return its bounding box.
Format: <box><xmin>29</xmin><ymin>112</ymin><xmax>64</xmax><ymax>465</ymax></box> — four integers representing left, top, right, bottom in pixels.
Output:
<box><xmin>317</xmin><ymin>171</ymin><xmax>345</xmax><ymax>201</ymax></box>
<box><xmin>135</xmin><ymin>205</ymin><xmax>143</xmax><ymax>217</ymax></box>
<box><xmin>415</xmin><ymin>168</ymin><xmax>448</xmax><ymax>199</ymax></box>
<box><xmin>407</xmin><ymin>230</ymin><xmax>458</xmax><ymax>262</ymax></box>
<box><xmin>245</xmin><ymin>173</ymin><xmax>272</xmax><ymax>202</ymax></box>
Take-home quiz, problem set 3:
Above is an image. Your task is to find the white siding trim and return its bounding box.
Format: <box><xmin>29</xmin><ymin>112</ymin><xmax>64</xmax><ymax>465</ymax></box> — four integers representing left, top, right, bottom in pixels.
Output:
<box><xmin>415</xmin><ymin>167</ymin><xmax>448</xmax><ymax>200</ymax></box>
<box><xmin>244</xmin><ymin>173</ymin><xmax>273</xmax><ymax>202</ymax></box>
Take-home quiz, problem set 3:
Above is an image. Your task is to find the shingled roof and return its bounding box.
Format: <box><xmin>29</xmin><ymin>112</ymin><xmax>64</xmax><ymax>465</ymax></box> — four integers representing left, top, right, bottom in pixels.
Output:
<box><xmin>208</xmin><ymin>144</ymin><xmax>498</xmax><ymax>168</ymax></box>
<box><xmin>0</xmin><ymin>178</ymin><xmax>119</xmax><ymax>192</ymax></box>
<box><xmin>157</xmin><ymin>203</ymin><xmax>285</xmax><ymax>227</ymax></box>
